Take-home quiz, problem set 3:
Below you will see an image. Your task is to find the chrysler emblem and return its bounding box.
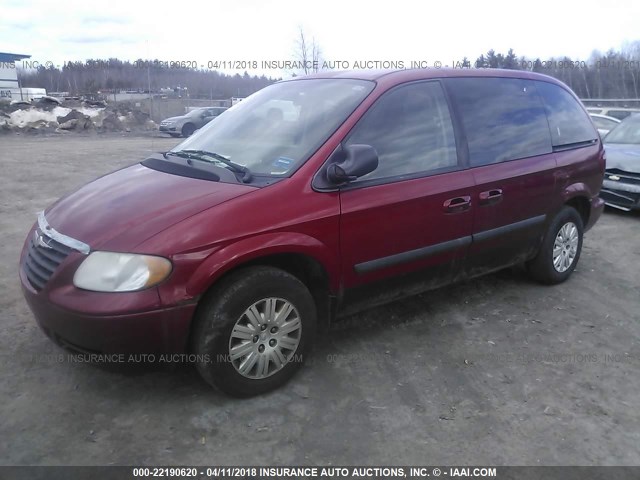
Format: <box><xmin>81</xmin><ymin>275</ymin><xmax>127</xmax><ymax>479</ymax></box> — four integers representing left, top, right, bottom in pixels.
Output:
<box><xmin>34</xmin><ymin>231</ymin><xmax>52</xmax><ymax>249</ymax></box>
<box><xmin>609</xmin><ymin>175</ymin><xmax>620</xmax><ymax>181</ymax></box>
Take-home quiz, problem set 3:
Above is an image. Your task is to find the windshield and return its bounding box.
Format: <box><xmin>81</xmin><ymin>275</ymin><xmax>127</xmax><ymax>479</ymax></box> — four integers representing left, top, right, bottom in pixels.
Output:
<box><xmin>173</xmin><ymin>79</ymin><xmax>374</xmax><ymax>175</ymax></box>
<box><xmin>604</xmin><ymin>115</ymin><xmax>640</xmax><ymax>144</ymax></box>
<box><xmin>186</xmin><ymin>109</ymin><xmax>206</xmax><ymax>118</ymax></box>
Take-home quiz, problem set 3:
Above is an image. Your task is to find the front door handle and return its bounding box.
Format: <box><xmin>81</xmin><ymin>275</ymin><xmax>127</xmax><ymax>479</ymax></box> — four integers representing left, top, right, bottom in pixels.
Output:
<box><xmin>443</xmin><ymin>195</ymin><xmax>471</xmax><ymax>213</ymax></box>
<box><xmin>479</xmin><ymin>189</ymin><xmax>503</xmax><ymax>205</ymax></box>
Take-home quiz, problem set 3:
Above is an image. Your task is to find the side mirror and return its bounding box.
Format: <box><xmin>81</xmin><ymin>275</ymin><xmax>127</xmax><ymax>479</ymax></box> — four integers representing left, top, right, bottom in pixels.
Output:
<box><xmin>326</xmin><ymin>144</ymin><xmax>378</xmax><ymax>185</ymax></box>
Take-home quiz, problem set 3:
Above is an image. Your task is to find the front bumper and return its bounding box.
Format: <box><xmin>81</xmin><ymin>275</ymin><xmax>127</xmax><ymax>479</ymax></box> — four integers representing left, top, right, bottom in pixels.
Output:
<box><xmin>159</xmin><ymin>124</ymin><xmax>178</xmax><ymax>132</ymax></box>
<box><xmin>600</xmin><ymin>179</ymin><xmax>640</xmax><ymax>211</ymax></box>
<box><xmin>20</xmin><ymin>266</ymin><xmax>196</xmax><ymax>354</ymax></box>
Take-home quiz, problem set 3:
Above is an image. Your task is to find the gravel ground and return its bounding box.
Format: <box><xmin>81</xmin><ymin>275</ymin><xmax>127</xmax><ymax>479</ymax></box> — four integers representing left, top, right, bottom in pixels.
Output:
<box><xmin>0</xmin><ymin>134</ymin><xmax>639</xmax><ymax>466</ymax></box>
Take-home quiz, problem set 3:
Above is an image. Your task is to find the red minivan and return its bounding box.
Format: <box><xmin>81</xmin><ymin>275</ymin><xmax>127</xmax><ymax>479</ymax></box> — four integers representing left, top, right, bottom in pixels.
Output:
<box><xmin>20</xmin><ymin>69</ymin><xmax>605</xmax><ymax>396</ymax></box>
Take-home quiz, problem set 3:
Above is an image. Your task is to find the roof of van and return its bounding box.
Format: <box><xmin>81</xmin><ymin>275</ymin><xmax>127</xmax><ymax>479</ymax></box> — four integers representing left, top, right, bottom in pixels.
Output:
<box><xmin>291</xmin><ymin>68</ymin><xmax>564</xmax><ymax>86</ymax></box>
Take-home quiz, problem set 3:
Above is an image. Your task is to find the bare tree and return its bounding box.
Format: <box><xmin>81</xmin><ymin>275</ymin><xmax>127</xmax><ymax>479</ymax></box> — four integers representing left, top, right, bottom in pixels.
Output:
<box><xmin>622</xmin><ymin>40</ymin><xmax>640</xmax><ymax>99</ymax></box>
<box><xmin>20</xmin><ymin>59</ymin><xmax>277</xmax><ymax>99</ymax></box>
<box><xmin>293</xmin><ymin>27</ymin><xmax>322</xmax><ymax>75</ymax></box>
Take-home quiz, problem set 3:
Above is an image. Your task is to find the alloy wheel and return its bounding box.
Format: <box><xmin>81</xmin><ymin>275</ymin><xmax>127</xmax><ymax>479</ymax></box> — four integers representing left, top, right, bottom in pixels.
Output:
<box><xmin>552</xmin><ymin>221</ymin><xmax>579</xmax><ymax>273</ymax></box>
<box><xmin>228</xmin><ymin>298</ymin><xmax>302</xmax><ymax>379</ymax></box>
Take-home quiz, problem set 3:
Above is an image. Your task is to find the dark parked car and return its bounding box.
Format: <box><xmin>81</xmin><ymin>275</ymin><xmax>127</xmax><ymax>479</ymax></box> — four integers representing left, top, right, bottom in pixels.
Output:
<box><xmin>20</xmin><ymin>69</ymin><xmax>605</xmax><ymax>396</ymax></box>
<box><xmin>601</xmin><ymin>114</ymin><xmax>640</xmax><ymax>210</ymax></box>
<box><xmin>159</xmin><ymin>107</ymin><xmax>227</xmax><ymax>137</ymax></box>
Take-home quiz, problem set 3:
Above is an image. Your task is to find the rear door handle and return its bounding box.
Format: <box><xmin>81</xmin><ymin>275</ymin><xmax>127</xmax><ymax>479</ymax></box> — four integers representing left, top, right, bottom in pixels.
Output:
<box><xmin>443</xmin><ymin>195</ymin><xmax>471</xmax><ymax>213</ymax></box>
<box><xmin>479</xmin><ymin>189</ymin><xmax>503</xmax><ymax>205</ymax></box>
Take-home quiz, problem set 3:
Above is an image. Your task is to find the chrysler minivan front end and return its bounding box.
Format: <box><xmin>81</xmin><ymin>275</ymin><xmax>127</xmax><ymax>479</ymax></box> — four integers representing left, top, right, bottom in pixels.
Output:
<box><xmin>18</xmin><ymin>77</ymin><xmax>374</xmax><ymax>367</ymax></box>
<box><xmin>19</xmin><ymin>168</ymin><xmax>259</xmax><ymax>353</ymax></box>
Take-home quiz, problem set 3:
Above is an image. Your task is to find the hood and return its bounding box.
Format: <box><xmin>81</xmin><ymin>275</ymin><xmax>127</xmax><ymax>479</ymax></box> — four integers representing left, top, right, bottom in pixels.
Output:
<box><xmin>161</xmin><ymin>116</ymin><xmax>186</xmax><ymax>123</ymax></box>
<box><xmin>604</xmin><ymin>143</ymin><xmax>640</xmax><ymax>174</ymax></box>
<box><xmin>44</xmin><ymin>163</ymin><xmax>256</xmax><ymax>251</ymax></box>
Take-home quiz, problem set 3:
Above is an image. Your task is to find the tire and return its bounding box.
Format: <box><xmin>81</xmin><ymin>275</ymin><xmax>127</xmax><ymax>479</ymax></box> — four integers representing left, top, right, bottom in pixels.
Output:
<box><xmin>527</xmin><ymin>206</ymin><xmax>584</xmax><ymax>285</ymax></box>
<box><xmin>181</xmin><ymin>123</ymin><xmax>196</xmax><ymax>137</ymax></box>
<box><xmin>191</xmin><ymin>266</ymin><xmax>316</xmax><ymax>397</ymax></box>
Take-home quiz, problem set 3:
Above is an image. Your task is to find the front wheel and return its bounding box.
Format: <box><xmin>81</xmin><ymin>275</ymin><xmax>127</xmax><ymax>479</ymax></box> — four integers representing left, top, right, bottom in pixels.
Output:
<box><xmin>192</xmin><ymin>266</ymin><xmax>316</xmax><ymax>397</ymax></box>
<box><xmin>527</xmin><ymin>206</ymin><xmax>584</xmax><ymax>284</ymax></box>
<box><xmin>181</xmin><ymin>123</ymin><xmax>196</xmax><ymax>137</ymax></box>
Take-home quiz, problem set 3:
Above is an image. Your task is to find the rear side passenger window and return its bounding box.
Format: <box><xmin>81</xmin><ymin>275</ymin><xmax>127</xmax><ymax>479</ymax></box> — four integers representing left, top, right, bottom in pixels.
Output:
<box><xmin>535</xmin><ymin>81</ymin><xmax>598</xmax><ymax>147</ymax></box>
<box><xmin>446</xmin><ymin>77</ymin><xmax>552</xmax><ymax>166</ymax></box>
<box><xmin>345</xmin><ymin>81</ymin><xmax>458</xmax><ymax>182</ymax></box>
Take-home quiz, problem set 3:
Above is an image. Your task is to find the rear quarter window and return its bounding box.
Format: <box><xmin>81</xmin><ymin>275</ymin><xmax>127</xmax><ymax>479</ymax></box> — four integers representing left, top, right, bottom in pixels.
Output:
<box><xmin>446</xmin><ymin>77</ymin><xmax>552</xmax><ymax>166</ymax></box>
<box><xmin>535</xmin><ymin>81</ymin><xmax>598</xmax><ymax>147</ymax></box>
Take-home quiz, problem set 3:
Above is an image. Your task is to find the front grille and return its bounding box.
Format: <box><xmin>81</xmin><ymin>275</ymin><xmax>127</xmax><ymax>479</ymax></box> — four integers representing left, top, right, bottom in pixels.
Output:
<box><xmin>23</xmin><ymin>228</ymin><xmax>72</xmax><ymax>291</ymax></box>
<box><xmin>606</xmin><ymin>169</ymin><xmax>640</xmax><ymax>186</ymax></box>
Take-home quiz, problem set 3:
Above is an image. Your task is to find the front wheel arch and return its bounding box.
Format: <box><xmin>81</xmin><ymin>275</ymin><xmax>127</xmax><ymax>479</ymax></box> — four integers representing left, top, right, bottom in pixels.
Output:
<box><xmin>188</xmin><ymin>251</ymin><xmax>334</xmax><ymax>343</ymax></box>
<box><xmin>190</xmin><ymin>265</ymin><xmax>317</xmax><ymax>396</ymax></box>
<box><xmin>186</xmin><ymin>233</ymin><xmax>340</xmax><ymax>298</ymax></box>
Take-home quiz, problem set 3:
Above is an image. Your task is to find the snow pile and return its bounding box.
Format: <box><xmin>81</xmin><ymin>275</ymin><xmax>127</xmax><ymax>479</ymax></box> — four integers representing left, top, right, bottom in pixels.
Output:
<box><xmin>9</xmin><ymin>106</ymin><xmax>69</xmax><ymax>127</ymax></box>
<box><xmin>0</xmin><ymin>99</ymin><xmax>156</xmax><ymax>134</ymax></box>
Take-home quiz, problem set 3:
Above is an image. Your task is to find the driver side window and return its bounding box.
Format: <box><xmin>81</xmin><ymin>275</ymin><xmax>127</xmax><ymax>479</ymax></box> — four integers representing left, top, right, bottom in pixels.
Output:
<box><xmin>345</xmin><ymin>81</ymin><xmax>458</xmax><ymax>183</ymax></box>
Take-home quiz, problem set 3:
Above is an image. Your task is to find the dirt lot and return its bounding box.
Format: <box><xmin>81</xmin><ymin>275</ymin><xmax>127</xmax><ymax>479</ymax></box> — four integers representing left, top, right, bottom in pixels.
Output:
<box><xmin>0</xmin><ymin>134</ymin><xmax>639</xmax><ymax>466</ymax></box>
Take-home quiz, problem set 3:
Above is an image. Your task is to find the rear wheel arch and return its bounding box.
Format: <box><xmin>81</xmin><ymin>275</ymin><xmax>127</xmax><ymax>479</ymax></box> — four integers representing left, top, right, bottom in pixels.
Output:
<box><xmin>564</xmin><ymin>195</ymin><xmax>590</xmax><ymax>227</ymax></box>
<box><xmin>527</xmin><ymin>205</ymin><xmax>584</xmax><ymax>284</ymax></box>
<box><xmin>560</xmin><ymin>179</ymin><xmax>594</xmax><ymax>213</ymax></box>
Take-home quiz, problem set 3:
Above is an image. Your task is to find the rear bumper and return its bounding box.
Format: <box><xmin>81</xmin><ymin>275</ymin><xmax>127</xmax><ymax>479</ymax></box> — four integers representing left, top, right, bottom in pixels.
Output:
<box><xmin>585</xmin><ymin>196</ymin><xmax>605</xmax><ymax>231</ymax></box>
<box><xmin>21</xmin><ymin>269</ymin><xmax>196</xmax><ymax>354</ymax></box>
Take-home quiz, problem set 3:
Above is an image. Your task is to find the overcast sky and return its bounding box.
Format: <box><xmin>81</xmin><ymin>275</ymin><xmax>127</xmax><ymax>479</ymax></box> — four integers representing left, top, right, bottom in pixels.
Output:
<box><xmin>2</xmin><ymin>0</ymin><xmax>639</xmax><ymax>77</ymax></box>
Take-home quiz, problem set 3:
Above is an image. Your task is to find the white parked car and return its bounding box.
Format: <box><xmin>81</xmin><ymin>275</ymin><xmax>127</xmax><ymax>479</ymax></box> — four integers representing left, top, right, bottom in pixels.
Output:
<box><xmin>589</xmin><ymin>113</ymin><xmax>621</xmax><ymax>137</ymax></box>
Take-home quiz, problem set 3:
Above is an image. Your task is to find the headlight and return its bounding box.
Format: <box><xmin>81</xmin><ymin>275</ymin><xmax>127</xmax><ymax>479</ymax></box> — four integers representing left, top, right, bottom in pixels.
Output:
<box><xmin>73</xmin><ymin>252</ymin><xmax>172</xmax><ymax>292</ymax></box>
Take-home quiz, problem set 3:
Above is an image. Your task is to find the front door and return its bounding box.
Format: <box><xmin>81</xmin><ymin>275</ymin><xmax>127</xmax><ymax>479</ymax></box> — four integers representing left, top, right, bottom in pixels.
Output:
<box><xmin>337</xmin><ymin>81</ymin><xmax>475</xmax><ymax>298</ymax></box>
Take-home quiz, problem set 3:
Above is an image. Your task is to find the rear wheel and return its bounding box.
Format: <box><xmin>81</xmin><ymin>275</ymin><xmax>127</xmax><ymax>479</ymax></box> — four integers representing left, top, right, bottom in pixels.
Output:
<box><xmin>527</xmin><ymin>206</ymin><xmax>584</xmax><ymax>284</ymax></box>
<box><xmin>192</xmin><ymin>266</ymin><xmax>316</xmax><ymax>397</ymax></box>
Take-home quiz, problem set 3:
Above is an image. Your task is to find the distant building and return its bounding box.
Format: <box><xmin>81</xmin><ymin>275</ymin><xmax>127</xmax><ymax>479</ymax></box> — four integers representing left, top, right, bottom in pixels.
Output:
<box><xmin>0</xmin><ymin>52</ymin><xmax>31</xmax><ymax>102</ymax></box>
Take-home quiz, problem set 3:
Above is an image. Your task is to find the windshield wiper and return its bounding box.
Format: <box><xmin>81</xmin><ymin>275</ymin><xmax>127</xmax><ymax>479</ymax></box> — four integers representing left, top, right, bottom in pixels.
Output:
<box><xmin>165</xmin><ymin>149</ymin><xmax>252</xmax><ymax>183</ymax></box>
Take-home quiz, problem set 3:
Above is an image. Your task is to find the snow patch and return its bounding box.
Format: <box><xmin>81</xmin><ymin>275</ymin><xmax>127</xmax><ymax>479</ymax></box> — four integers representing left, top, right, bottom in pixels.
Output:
<box><xmin>77</xmin><ymin>107</ymin><xmax>104</xmax><ymax>118</ymax></box>
<box><xmin>7</xmin><ymin>105</ymin><xmax>105</xmax><ymax>127</ymax></box>
<box><xmin>9</xmin><ymin>106</ymin><xmax>70</xmax><ymax>127</ymax></box>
